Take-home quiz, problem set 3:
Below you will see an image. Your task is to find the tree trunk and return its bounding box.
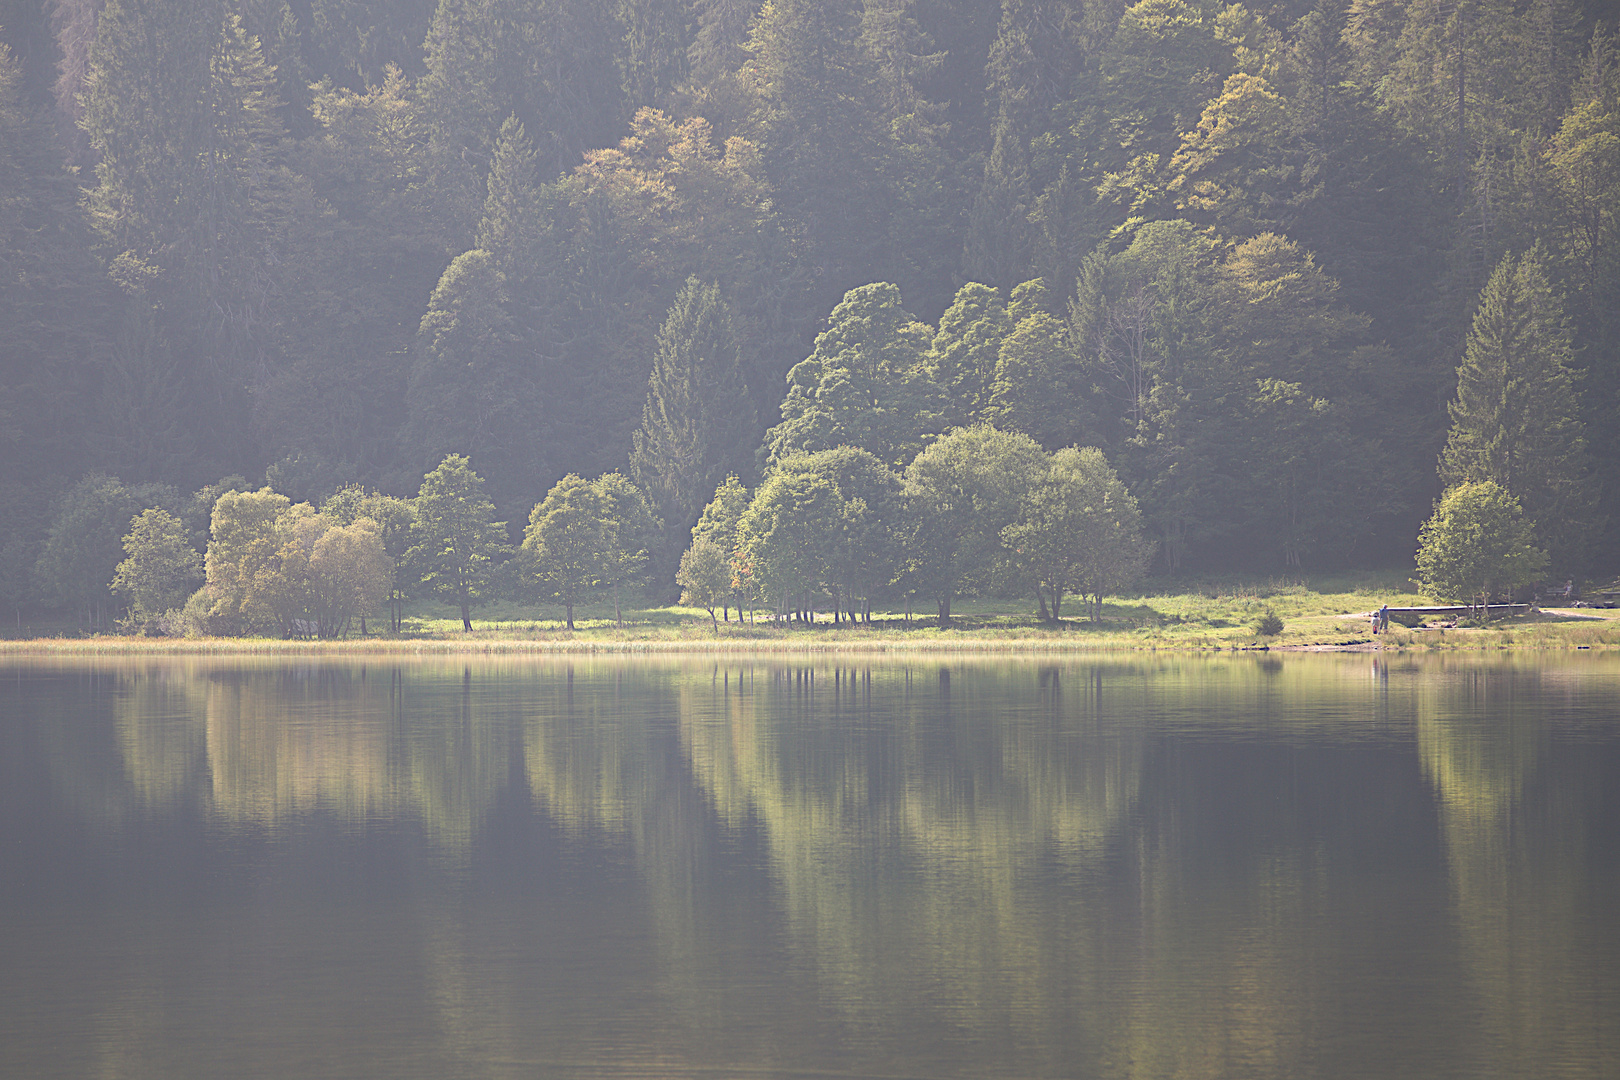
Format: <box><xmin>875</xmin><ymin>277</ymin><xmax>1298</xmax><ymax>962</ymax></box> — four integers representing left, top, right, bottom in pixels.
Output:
<box><xmin>1038</xmin><ymin>589</ymin><xmax>1049</xmax><ymax>622</ymax></box>
<box><xmin>566</xmin><ymin>601</ymin><xmax>576</xmax><ymax>630</ymax></box>
<box><xmin>1052</xmin><ymin>587</ymin><xmax>1063</xmax><ymax>621</ymax></box>
<box><xmin>460</xmin><ymin>590</ymin><xmax>472</xmax><ymax>632</ymax></box>
<box><xmin>937</xmin><ymin>595</ymin><xmax>950</xmax><ymax>621</ymax></box>
<box><xmin>614</xmin><ymin>582</ymin><xmax>622</xmax><ymax>629</ymax></box>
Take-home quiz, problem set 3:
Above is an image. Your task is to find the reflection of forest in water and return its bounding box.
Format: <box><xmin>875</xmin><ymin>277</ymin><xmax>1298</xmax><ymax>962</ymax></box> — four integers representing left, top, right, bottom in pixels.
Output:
<box><xmin>5</xmin><ymin>655</ymin><xmax>1619</xmax><ymax>1079</ymax></box>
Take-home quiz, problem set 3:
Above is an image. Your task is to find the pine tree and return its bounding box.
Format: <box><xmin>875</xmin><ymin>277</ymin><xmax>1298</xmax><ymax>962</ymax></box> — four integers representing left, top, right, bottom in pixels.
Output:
<box><xmin>688</xmin><ymin>0</ymin><xmax>755</xmax><ymax>87</ymax></box>
<box><xmin>403</xmin><ymin>249</ymin><xmax>542</xmax><ymax>515</ymax></box>
<box><xmin>1440</xmin><ymin>250</ymin><xmax>1588</xmax><ymax>569</ymax></box>
<box><xmin>81</xmin><ymin>2</ymin><xmax>291</xmax><ymax>477</ymax></box>
<box><xmin>628</xmin><ymin>277</ymin><xmax>757</xmax><ymax>586</ymax></box>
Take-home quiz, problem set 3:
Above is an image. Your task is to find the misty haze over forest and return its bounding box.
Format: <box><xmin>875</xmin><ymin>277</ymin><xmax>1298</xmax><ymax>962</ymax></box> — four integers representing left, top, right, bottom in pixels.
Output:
<box><xmin>1</xmin><ymin>0</ymin><xmax>1616</xmax><ymax>621</ymax></box>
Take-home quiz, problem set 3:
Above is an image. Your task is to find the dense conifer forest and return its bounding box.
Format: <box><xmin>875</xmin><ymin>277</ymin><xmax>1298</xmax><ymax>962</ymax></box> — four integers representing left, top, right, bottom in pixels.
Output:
<box><xmin>1</xmin><ymin>0</ymin><xmax>1616</xmax><ymax>626</ymax></box>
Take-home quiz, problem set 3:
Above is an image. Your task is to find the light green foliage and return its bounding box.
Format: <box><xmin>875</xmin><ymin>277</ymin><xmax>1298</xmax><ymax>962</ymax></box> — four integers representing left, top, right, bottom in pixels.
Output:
<box><xmin>734</xmin><ymin>447</ymin><xmax>900</xmax><ymax>620</ymax></box>
<box><xmin>732</xmin><ymin>468</ymin><xmax>842</xmax><ymax>612</ymax></box>
<box><xmin>306</xmin><ymin>518</ymin><xmax>392</xmax><ymax>636</ymax></box>
<box><xmin>591</xmin><ymin>471</ymin><xmax>662</xmax><ymax>623</ymax></box>
<box><xmin>765</xmin><ymin>282</ymin><xmax>942</xmax><ymax>467</ymax></box>
<box><xmin>1417</xmin><ymin>481</ymin><xmax>1548</xmax><ymax>611</ymax></box>
<box><xmin>204</xmin><ymin>487</ymin><xmax>293</xmax><ymax>635</ymax></box>
<box><xmin>111</xmin><ymin>508</ymin><xmax>203</xmax><ymax>630</ymax></box>
<box><xmin>35</xmin><ymin>475</ymin><xmax>182</xmax><ymax>628</ymax></box>
<box><xmin>629</xmin><ymin>277</ymin><xmax>757</xmax><ymax>581</ymax></box>
<box><xmin>411</xmin><ymin>454</ymin><xmax>509</xmax><ymax>631</ymax></box>
<box><xmin>693</xmin><ymin>474</ymin><xmax>750</xmax><ymax>551</ymax></box>
<box><xmin>223</xmin><ymin>505</ymin><xmax>390</xmax><ymax>638</ymax></box>
<box><xmin>1165</xmin><ymin>72</ymin><xmax>1293</xmax><ymax>237</ymax></box>
<box><xmin>688</xmin><ymin>474</ymin><xmax>751</xmax><ymax>618</ymax></box>
<box><xmin>524</xmin><ymin>473</ymin><xmax>611</xmax><ymax>630</ymax></box>
<box><xmin>1002</xmin><ymin>446</ymin><xmax>1151</xmax><ymax>621</ymax></box>
<box><xmin>1440</xmin><ymin>250</ymin><xmax>1588</xmax><ymax>569</ymax></box>
<box><xmin>901</xmin><ymin>424</ymin><xmax>1048</xmax><ymax>618</ymax></box>
<box><xmin>676</xmin><ymin>535</ymin><xmax>732</xmax><ymax>628</ymax></box>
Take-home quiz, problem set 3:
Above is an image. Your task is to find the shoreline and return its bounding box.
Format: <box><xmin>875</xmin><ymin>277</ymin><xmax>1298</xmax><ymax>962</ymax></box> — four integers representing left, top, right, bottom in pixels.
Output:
<box><xmin>0</xmin><ymin>630</ymin><xmax>1612</xmax><ymax>657</ymax></box>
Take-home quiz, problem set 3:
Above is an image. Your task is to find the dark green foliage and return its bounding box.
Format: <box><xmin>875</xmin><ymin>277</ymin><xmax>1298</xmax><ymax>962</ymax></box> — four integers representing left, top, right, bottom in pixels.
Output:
<box><xmin>1255</xmin><ymin>610</ymin><xmax>1284</xmax><ymax>636</ymax></box>
<box><xmin>901</xmin><ymin>423</ymin><xmax>1048</xmax><ymax>618</ymax></box>
<box><xmin>34</xmin><ymin>474</ymin><xmax>182</xmax><ymax>629</ymax></box>
<box><xmin>1441</xmin><ymin>250</ymin><xmax>1589</xmax><ymax>571</ymax></box>
<box><xmin>629</xmin><ymin>278</ymin><xmax>757</xmax><ymax>585</ymax></box>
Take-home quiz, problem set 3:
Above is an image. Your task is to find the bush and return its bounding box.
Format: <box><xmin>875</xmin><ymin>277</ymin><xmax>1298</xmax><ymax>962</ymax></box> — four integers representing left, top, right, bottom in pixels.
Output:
<box><xmin>1255</xmin><ymin>611</ymin><xmax>1284</xmax><ymax>636</ymax></box>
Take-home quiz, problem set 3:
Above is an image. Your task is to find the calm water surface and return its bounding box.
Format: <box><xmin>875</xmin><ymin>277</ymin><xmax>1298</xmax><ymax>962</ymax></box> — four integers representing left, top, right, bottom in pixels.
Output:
<box><xmin>2</xmin><ymin>653</ymin><xmax>1617</xmax><ymax>1079</ymax></box>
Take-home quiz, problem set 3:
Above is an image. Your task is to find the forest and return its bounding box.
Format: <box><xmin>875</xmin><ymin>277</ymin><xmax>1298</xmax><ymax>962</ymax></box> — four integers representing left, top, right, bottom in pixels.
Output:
<box><xmin>0</xmin><ymin>0</ymin><xmax>1616</xmax><ymax>627</ymax></box>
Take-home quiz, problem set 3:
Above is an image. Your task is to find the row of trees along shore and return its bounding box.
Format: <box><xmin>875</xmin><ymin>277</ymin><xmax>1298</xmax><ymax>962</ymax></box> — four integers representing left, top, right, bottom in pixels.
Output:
<box><xmin>3</xmin><ymin>0</ymin><xmax>1616</xmax><ymax>621</ymax></box>
<box><xmin>94</xmin><ymin>425</ymin><xmax>1150</xmax><ymax>636</ymax></box>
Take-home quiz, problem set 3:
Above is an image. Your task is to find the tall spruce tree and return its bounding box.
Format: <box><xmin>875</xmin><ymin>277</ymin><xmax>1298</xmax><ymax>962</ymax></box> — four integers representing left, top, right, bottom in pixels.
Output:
<box><xmin>1440</xmin><ymin>250</ymin><xmax>1588</xmax><ymax>570</ymax></box>
<box><xmin>628</xmin><ymin>277</ymin><xmax>756</xmax><ymax>585</ymax></box>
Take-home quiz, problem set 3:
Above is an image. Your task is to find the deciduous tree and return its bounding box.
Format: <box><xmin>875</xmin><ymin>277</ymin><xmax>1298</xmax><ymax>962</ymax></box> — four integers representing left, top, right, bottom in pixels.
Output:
<box><xmin>411</xmin><ymin>454</ymin><xmax>509</xmax><ymax>631</ymax></box>
<box><xmin>110</xmin><ymin>507</ymin><xmax>202</xmax><ymax>629</ymax></box>
<box><xmin>1416</xmin><ymin>480</ymin><xmax>1548</xmax><ymax>612</ymax></box>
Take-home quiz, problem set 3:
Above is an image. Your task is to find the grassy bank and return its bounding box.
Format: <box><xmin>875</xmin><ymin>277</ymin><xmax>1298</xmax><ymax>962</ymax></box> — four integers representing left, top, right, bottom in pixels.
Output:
<box><xmin>4</xmin><ymin>571</ymin><xmax>1616</xmax><ymax>654</ymax></box>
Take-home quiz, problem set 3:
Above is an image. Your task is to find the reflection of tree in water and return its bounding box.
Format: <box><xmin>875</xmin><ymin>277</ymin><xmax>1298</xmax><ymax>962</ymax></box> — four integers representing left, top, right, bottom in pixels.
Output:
<box><xmin>1417</xmin><ymin>661</ymin><xmax>1620</xmax><ymax>1077</ymax></box>
<box><xmin>107</xmin><ymin>661</ymin><xmax>514</xmax><ymax>854</ymax></box>
<box><xmin>678</xmin><ymin>661</ymin><xmax>1148</xmax><ymax>1046</ymax></box>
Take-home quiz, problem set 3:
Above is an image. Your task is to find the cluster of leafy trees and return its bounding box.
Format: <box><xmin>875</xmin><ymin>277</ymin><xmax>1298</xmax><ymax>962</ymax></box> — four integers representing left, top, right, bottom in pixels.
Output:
<box><xmin>3</xmin><ymin>0</ymin><xmax>1617</xmax><ymax>621</ymax></box>
<box><xmin>677</xmin><ymin>426</ymin><xmax>1151</xmax><ymax>627</ymax></box>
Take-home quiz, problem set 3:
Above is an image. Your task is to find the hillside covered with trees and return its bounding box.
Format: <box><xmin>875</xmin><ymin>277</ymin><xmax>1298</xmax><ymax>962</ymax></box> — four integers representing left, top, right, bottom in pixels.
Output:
<box><xmin>1</xmin><ymin>0</ymin><xmax>1616</xmax><ymax>626</ymax></box>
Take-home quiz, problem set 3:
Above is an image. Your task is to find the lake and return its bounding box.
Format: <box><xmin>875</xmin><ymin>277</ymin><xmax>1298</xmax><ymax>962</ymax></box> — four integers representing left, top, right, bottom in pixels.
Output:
<box><xmin>1</xmin><ymin>653</ymin><xmax>1617</xmax><ymax>1079</ymax></box>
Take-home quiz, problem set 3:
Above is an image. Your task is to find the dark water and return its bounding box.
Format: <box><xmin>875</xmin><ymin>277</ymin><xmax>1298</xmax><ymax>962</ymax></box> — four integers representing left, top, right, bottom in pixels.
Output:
<box><xmin>2</xmin><ymin>653</ymin><xmax>1617</xmax><ymax>1079</ymax></box>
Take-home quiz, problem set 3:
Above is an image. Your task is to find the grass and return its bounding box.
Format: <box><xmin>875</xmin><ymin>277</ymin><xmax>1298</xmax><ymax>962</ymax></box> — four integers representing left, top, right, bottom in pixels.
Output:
<box><xmin>5</xmin><ymin>569</ymin><xmax>1616</xmax><ymax>654</ymax></box>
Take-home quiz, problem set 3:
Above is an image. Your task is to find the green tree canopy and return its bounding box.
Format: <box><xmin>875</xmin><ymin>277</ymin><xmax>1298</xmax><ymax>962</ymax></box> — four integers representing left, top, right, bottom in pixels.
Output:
<box><xmin>927</xmin><ymin>282</ymin><xmax>1011</xmax><ymax>429</ymax></box>
<box><xmin>1416</xmin><ymin>481</ymin><xmax>1549</xmax><ymax>612</ymax></box>
<box><xmin>204</xmin><ymin>487</ymin><xmax>293</xmax><ymax>635</ymax></box>
<box><xmin>410</xmin><ymin>454</ymin><xmax>509</xmax><ymax>631</ymax></box>
<box><xmin>764</xmin><ymin>282</ymin><xmax>941</xmax><ymax>468</ymax></box>
<box><xmin>900</xmin><ymin>423</ymin><xmax>1048</xmax><ymax>619</ymax></box>
<box><xmin>110</xmin><ymin>507</ymin><xmax>203</xmax><ymax>630</ymax></box>
<box><xmin>523</xmin><ymin>473</ymin><xmax>610</xmax><ymax>630</ymax></box>
<box><xmin>629</xmin><ymin>277</ymin><xmax>757</xmax><ymax>583</ymax></box>
<box><xmin>35</xmin><ymin>474</ymin><xmax>181</xmax><ymax>629</ymax></box>
<box><xmin>676</xmin><ymin>535</ymin><xmax>732</xmax><ymax>629</ymax></box>
<box><xmin>1002</xmin><ymin>446</ymin><xmax>1151</xmax><ymax>622</ymax></box>
<box><xmin>1440</xmin><ymin>250</ymin><xmax>1589</xmax><ymax>570</ymax></box>
<box><xmin>733</xmin><ymin>447</ymin><xmax>901</xmax><ymax>621</ymax></box>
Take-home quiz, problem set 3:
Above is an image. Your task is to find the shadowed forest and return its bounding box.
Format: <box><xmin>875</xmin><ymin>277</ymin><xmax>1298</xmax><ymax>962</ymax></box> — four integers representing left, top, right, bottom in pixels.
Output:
<box><xmin>1</xmin><ymin>0</ymin><xmax>1617</xmax><ymax>625</ymax></box>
